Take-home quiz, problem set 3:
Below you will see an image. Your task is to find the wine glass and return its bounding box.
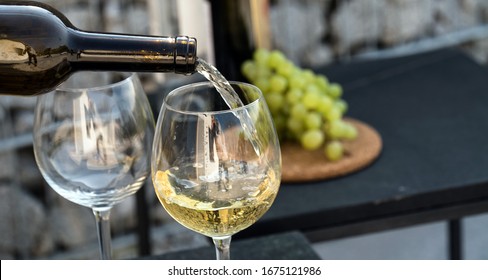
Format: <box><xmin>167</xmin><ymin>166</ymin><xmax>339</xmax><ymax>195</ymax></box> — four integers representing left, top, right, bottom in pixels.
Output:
<box><xmin>33</xmin><ymin>72</ymin><xmax>155</xmax><ymax>259</ymax></box>
<box><xmin>151</xmin><ymin>81</ymin><xmax>281</xmax><ymax>260</ymax></box>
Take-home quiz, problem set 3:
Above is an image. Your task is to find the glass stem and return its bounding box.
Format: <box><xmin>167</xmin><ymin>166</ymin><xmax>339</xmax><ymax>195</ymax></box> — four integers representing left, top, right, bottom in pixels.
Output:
<box><xmin>212</xmin><ymin>236</ymin><xmax>232</xmax><ymax>260</ymax></box>
<box><xmin>93</xmin><ymin>209</ymin><xmax>112</xmax><ymax>260</ymax></box>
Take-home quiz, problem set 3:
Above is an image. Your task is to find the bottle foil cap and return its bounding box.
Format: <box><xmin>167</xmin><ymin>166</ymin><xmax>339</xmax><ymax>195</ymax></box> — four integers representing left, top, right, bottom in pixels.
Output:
<box><xmin>174</xmin><ymin>36</ymin><xmax>197</xmax><ymax>74</ymax></box>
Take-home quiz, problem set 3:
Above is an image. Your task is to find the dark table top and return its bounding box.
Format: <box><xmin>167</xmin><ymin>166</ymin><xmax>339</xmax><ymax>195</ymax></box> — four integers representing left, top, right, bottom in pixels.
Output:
<box><xmin>141</xmin><ymin>231</ymin><xmax>320</xmax><ymax>260</ymax></box>
<box><xmin>236</xmin><ymin>48</ymin><xmax>488</xmax><ymax>241</ymax></box>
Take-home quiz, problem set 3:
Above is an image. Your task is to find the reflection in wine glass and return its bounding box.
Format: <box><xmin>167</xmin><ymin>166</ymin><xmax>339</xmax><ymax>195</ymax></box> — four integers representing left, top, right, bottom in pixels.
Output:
<box><xmin>33</xmin><ymin>73</ymin><xmax>154</xmax><ymax>259</ymax></box>
<box><xmin>151</xmin><ymin>81</ymin><xmax>281</xmax><ymax>260</ymax></box>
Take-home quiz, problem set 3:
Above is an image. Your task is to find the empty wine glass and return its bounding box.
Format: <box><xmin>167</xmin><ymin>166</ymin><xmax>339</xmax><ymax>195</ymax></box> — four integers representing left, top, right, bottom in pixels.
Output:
<box><xmin>33</xmin><ymin>72</ymin><xmax>155</xmax><ymax>259</ymax></box>
<box><xmin>151</xmin><ymin>81</ymin><xmax>281</xmax><ymax>260</ymax></box>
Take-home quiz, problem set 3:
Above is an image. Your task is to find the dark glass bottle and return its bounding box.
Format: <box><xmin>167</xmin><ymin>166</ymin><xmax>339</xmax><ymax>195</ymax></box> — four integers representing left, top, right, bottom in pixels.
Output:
<box><xmin>0</xmin><ymin>1</ymin><xmax>197</xmax><ymax>96</ymax></box>
<box><xmin>209</xmin><ymin>0</ymin><xmax>270</xmax><ymax>81</ymax></box>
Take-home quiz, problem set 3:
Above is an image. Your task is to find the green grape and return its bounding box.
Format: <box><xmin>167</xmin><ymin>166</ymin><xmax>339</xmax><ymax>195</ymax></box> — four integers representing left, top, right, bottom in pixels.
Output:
<box><xmin>253</xmin><ymin>48</ymin><xmax>270</xmax><ymax>65</ymax></box>
<box><xmin>300</xmin><ymin>129</ymin><xmax>325</xmax><ymax>150</ymax></box>
<box><xmin>290</xmin><ymin>103</ymin><xmax>308</xmax><ymax>120</ymax></box>
<box><xmin>302</xmin><ymin>69</ymin><xmax>316</xmax><ymax>83</ymax></box>
<box><xmin>269</xmin><ymin>74</ymin><xmax>288</xmax><ymax>93</ymax></box>
<box><xmin>287</xmin><ymin>118</ymin><xmax>304</xmax><ymax>138</ymax></box>
<box><xmin>334</xmin><ymin>99</ymin><xmax>348</xmax><ymax>114</ymax></box>
<box><xmin>317</xmin><ymin>95</ymin><xmax>333</xmax><ymax>116</ymax></box>
<box><xmin>272</xmin><ymin>114</ymin><xmax>287</xmax><ymax>138</ymax></box>
<box><xmin>254</xmin><ymin>77</ymin><xmax>270</xmax><ymax>93</ymax></box>
<box><xmin>302</xmin><ymin>90</ymin><xmax>321</xmax><ymax>110</ymax></box>
<box><xmin>264</xmin><ymin>92</ymin><xmax>284</xmax><ymax>115</ymax></box>
<box><xmin>305</xmin><ymin>84</ymin><xmax>320</xmax><ymax>95</ymax></box>
<box><xmin>324</xmin><ymin>106</ymin><xmax>342</xmax><ymax>121</ymax></box>
<box><xmin>328</xmin><ymin>83</ymin><xmax>343</xmax><ymax>99</ymax></box>
<box><xmin>316</xmin><ymin>74</ymin><xmax>329</xmax><ymax>90</ymax></box>
<box><xmin>268</xmin><ymin>50</ymin><xmax>287</xmax><ymax>70</ymax></box>
<box><xmin>342</xmin><ymin>122</ymin><xmax>358</xmax><ymax>140</ymax></box>
<box><xmin>241</xmin><ymin>60</ymin><xmax>256</xmax><ymax>81</ymax></box>
<box><xmin>254</xmin><ymin>65</ymin><xmax>272</xmax><ymax>80</ymax></box>
<box><xmin>281</xmin><ymin>101</ymin><xmax>290</xmax><ymax>116</ymax></box>
<box><xmin>286</xmin><ymin>88</ymin><xmax>303</xmax><ymax>104</ymax></box>
<box><xmin>305</xmin><ymin>112</ymin><xmax>323</xmax><ymax>130</ymax></box>
<box><xmin>289</xmin><ymin>75</ymin><xmax>307</xmax><ymax>90</ymax></box>
<box><xmin>326</xmin><ymin>119</ymin><xmax>346</xmax><ymax>139</ymax></box>
<box><xmin>325</xmin><ymin>140</ymin><xmax>344</xmax><ymax>161</ymax></box>
<box><xmin>277</xmin><ymin>61</ymin><xmax>295</xmax><ymax>78</ymax></box>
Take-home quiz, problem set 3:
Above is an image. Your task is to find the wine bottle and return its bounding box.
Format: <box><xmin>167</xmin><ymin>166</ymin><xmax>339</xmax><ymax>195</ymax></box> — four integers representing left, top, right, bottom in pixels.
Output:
<box><xmin>0</xmin><ymin>1</ymin><xmax>197</xmax><ymax>96</ymax></box>
<box><xmin>209</xmin><ymin>0</ymin><xmax>270</xmax><ymax>81</ymax></box>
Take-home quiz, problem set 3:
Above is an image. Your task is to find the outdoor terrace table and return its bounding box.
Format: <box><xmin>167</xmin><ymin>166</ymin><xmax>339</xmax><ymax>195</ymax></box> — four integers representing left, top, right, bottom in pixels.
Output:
<box><xmin>233</xmin><ymin>48</ymin><xmax>488</xmax><ymax>260</ymax></box>
<box><xmin>142</xmin><ymin>231</ymin><xmax>320</xmax><ymax>260</ymax></box>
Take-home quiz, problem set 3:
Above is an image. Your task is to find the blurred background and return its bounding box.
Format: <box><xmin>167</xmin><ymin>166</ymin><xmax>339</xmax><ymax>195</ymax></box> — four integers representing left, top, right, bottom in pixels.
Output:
<box><xmin>1</xmin><ymin>0</ymin><xmax>488</xmax><ymax>259</ymax></box>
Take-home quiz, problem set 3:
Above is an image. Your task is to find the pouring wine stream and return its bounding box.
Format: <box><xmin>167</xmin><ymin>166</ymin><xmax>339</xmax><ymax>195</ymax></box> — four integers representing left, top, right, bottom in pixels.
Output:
<box><xmin>196</xmin><ymin>58</ymin><xmax>263</xmax><ymax>158</ymax></box>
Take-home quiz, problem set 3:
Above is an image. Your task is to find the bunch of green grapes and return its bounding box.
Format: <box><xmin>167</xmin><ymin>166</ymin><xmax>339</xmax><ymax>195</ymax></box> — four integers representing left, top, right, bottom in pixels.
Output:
<box><xmin>241</xmin><ymin>48</ymin><xmax>357</xmax><ymax>161</ymax></box>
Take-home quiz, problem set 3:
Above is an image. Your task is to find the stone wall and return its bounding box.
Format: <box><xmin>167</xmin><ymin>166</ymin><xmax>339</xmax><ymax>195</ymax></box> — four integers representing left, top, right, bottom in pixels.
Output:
<box><xmin>1</xmin><ymin>0</ymin><xmax>488</xmax><ymax>259</ymax></box>
<box><xmin>271</xmin><ymin>0</ymin><xmax>488</xmax><ymax>66</ymax></box>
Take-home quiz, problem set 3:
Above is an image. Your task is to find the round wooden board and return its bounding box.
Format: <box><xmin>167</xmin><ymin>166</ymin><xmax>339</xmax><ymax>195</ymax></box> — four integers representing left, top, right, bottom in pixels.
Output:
<box><xmin>281</xmin><ymin>118</ymin><xmax>382</xmax><ymax>183</ymax></box>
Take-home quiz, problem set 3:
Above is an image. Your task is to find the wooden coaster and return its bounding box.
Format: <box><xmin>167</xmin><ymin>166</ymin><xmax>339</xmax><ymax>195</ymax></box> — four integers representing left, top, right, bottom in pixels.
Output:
<box><xmin>281</xmin><ymin>118</ymin><xmax>382</xmax><ymax>183</ymax></box>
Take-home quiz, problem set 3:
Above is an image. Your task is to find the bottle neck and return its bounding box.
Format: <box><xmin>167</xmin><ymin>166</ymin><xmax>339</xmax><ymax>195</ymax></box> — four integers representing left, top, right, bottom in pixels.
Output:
<box><xmin>68</xmin><ymin>30</ymin><xmax>197</xmax><ymax>74</ymax></box>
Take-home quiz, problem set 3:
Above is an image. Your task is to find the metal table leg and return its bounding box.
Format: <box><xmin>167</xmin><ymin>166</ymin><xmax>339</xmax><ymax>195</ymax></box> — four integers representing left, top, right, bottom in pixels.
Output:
<box><xmin>136</xmin><ymin>184</ymin><xmax>151</xmax><ymax>256</ymax></box>
<box><xmin>449</xmin><ymin>219</ymin><xmax>462</xmax><ymax>260</ymax></box>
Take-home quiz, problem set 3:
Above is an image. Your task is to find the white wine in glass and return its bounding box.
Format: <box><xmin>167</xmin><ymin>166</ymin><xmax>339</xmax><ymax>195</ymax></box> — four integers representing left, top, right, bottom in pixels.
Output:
<box><xmin>152</xmin><ymin>81</ymin><xmax>281</xmax><ymax>260</ymax></box>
